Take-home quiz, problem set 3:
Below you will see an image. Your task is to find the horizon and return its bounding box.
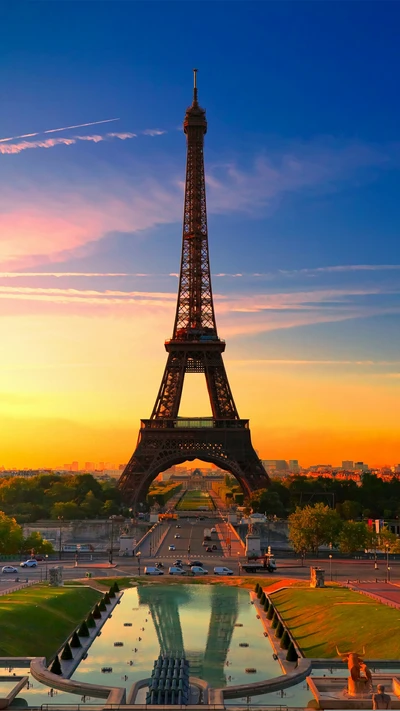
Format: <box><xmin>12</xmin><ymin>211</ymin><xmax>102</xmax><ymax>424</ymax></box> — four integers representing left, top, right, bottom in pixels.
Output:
<box><xmin>1</xmin><ymin>2</ymin><xmax>399</xmax><ymax>469</ymax></box>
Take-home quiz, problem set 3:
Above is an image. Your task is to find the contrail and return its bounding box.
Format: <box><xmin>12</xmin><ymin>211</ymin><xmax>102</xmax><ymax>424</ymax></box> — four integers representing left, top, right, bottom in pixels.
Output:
<box><xmin>0</xmin><ymin>118</ymin><xmax>120</xmax><ymax>144</ymax></box>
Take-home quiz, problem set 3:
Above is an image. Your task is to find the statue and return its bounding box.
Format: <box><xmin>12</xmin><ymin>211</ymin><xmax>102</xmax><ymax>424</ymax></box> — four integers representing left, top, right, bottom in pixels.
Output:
<box><xmin>336</xmin><ymin>646</ymin><xmax>373</xmax><ymax>696</ymax></box>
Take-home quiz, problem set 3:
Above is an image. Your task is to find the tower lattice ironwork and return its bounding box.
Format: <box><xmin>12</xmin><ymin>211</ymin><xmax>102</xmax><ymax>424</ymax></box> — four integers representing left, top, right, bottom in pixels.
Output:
<box><xmin>119</xmin><ymin>71</ymin><xmax>270</xmax><ymax>505</ymax></box>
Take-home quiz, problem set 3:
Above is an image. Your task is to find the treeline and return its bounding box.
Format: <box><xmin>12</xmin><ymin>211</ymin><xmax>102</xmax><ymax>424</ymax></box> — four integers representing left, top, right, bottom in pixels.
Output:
<box><xmin>0</xmin><ymin>473</ymin><xmax>123</xmax><ymax>522</ymax></box>
<box><xmin>250</xmin><ymin>473</ymin><xmax>400</xmax><ymax>520</ymax></box>
<box><xmin>147</xmin><ymin>483</ymin><xmax>182</xmax><ymax>507</ymax></box>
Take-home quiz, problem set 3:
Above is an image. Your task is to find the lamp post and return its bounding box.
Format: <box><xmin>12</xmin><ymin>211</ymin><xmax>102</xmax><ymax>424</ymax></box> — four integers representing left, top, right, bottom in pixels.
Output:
<box><xmin>136</xmin><ymin>551</ymin><xmax>142</xmax><ymax>576</ymax></box>
<box><xmin>45</xmin><ymin>554</ymin><xmax>49</xmax><ymax>581</ymax></box>
<box><xmin>109</xmin><ymin>517</ymin><xmax>115</xmax><ymax>564</ymax></box>
<box><xmin>58</xmin><ymin>516</ymin><xmax>64</xmax><ymax>559</ymax></box>
<box><xmin>329</xmin><ymin>554</ymin><xmax>333</xmax><ymax>582</ymax></box>
<box><xmin>386</xmin><ymin>545</ymin><xmax>390</xmax><ymax>582</ymax></box>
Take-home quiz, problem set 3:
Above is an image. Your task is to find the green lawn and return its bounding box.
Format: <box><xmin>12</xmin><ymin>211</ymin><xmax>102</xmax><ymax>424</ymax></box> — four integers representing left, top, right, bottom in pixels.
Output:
<box><xmin>0</xmin><ymin>585</ymin><xmax>101</xmax><ymax>658</ymax></box>
<box><xmin>176</xmin><ymin>489</ymin><xmax>215</xmax><ymax>511</ymax></box>
<box><xmin>272</xmin><ymin>587</ymin><xmax>400</xmax><ymax>659</ymax></box>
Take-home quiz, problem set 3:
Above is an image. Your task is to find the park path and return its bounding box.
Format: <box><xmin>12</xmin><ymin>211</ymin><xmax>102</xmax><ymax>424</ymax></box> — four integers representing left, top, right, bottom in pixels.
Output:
<box><xmin>349</xmin><ymin>581</ymin><xmax>400</xmax><ymax>608</ymax></box>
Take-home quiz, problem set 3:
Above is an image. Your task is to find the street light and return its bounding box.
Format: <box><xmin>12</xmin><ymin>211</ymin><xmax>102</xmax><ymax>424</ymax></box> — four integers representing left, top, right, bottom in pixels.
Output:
<box><xmin>45</xmin><ymin>554</ymin><xmax>49</xmax><ymax>581</ymax></box>
<box><xmin>386</xmin><ymin>545</ymin><xmax>390</xmax><ymax>582</ymax></box>
<box><xmin>58</xmin><ymin>516</ymin><xmax>64</xmax><ymax>559</ymax></box>
<box><xmin>136</xmin><ymin>551</ymin><xmax>142</xmax><ymax>576</ymax></box>
<box><xmin>329</xmin><ymin>554</ymin><xmax>333</xmax><ymax>582</ymax></box>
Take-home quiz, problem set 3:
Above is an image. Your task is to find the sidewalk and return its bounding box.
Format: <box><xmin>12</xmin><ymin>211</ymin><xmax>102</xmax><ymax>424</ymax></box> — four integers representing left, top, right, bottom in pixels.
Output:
<box><xmin>349</xmin><ymin>581</ymin><xmax>400</xmax><ymax>609</ymax></box>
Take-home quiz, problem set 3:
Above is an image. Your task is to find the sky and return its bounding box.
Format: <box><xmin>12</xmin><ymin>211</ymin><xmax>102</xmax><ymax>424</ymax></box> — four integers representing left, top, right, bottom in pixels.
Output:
<box><xmin>1</xmin><ymin>1</ymin><xmax>399</xmax><ymax>469</ymax></box>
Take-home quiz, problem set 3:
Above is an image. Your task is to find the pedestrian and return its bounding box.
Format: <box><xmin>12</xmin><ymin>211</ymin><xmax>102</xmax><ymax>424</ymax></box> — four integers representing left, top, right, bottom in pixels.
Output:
<box><xmin>372</xmin><ymin>685</ymin><xmax>391</xmax><ymax>709</ymax></box>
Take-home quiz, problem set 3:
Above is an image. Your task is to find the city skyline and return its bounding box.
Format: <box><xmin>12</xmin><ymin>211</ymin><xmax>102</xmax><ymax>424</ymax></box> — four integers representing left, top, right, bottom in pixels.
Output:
<box><xmin>1</xmin><ymin>2</ymin><xmax>399</xmax><ymax>468</ymax></box>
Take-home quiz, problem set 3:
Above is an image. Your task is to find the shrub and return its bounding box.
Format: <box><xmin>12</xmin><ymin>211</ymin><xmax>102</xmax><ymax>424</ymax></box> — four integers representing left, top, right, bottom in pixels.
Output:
<box><xmin>109</xmin><ymin>586</ymin><xmax>116</xmax><ymax>598</ymax></box>
<box><xmin>113</xmin><ymin>581</ymin><xmax>120</xmax><ymax>593</ymax></box>
<box><xmin>92</xmin><ymin>604</ymin><xmax>101</xmax><ymax>619</ymax></box>
<box><xmin>280</xmin><ymin>630</ymin><xmax>290</xmax><ymax>650</ymax></box>
<box><xmin>99</xmin><ymin>599</ymin><xmax>106</xmax><ymax>611</ymax></box>
<box><xmin>263</xmin><ymin>599</ymin><xmax>270</xmax><ymax>613</ymax></box>
<box><xmin>266</xmin><ymin>604</ymin><xmax>274</xmax><ymax>620</ymax></box>
<box><xmin>50</xmin><ymin>655</ymin><xmax>62</xmax><ymax>675</ymax></box>
<box><xmin>70</xmin><ymin>631</ymin><xmax>81</xmax><ymax>648</ymax></box>
<box><xmin>254</xmin><ymin>583</ymin><xmax>260</xmax><ymax>594</ymax></box>
<box><xmin>87</xmin><ymin>613</ymin><xmax>96</xmax><ymax>628</ymax></box>
<box><xmin>260</xmin><ymin>592</ymin><xmax>266</xmax><ymax>605</ymax></box>
<box><xmin>78</xmin><ymin>621</ymin><xmax>90</xmax><ymax>637</ymax></box>
<box><xmin>61</xmin><ymin>642</ymin><xmax>73</xmax><ymax>660</ymax></box>
<box><xmin>275</xmin><ymin>621</ymin><xmax>284</xmax><ymax>638</ymax></box>
<box><xmin>257</xmin><ymin>587</ymin><xmax>263</xmax><ymax>599</ymax></box>
<box><xmin>271</xmin><ymin>612</ymin><xmax>278</xmax><ymax>629</ymax></box>
<box><xmin>104</xmin><ymin>592</ymin><xmax>111</xmax><ymax>604</ymax></box>
<box><xmin>286</xmin><ymin>642</ymin><xmax>298</xmax><ymax>662</ymax></box>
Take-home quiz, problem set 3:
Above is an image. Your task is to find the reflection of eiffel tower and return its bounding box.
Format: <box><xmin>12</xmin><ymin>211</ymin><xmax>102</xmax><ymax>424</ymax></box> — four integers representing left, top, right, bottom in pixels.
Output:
<box><xmin>138</xmin><ymin>585</ymin><xmax>238</xmax><ymax>687</ymax></box>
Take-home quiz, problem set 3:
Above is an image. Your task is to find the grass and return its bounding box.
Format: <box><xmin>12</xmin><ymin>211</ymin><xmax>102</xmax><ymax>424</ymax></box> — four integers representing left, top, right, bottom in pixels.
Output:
<box><xmin>176</xmin><ymin>489</ymin><xmax>215</xmax><ymax>511</ymax></box>
<box><xmin>272</xmin><ymin>586</ymin><xmax>400</xmax><ymax>659</ymax></box>
<box><xmin>94</xmin><ymin>576</ymin><xmax>136</xmax><ymax>589</ymax></box>
<box><xmin>0</xmin><ymin>584</ymin><xmax>101</xmax><ymax>658</ymax></box>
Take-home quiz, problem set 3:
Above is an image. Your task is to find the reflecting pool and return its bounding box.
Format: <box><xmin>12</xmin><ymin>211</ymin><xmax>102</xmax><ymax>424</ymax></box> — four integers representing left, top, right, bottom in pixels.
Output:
<box><xmin>71</xmin><ymin>585</ymin><xmax>280</xmax><ymax>692</ymax></box>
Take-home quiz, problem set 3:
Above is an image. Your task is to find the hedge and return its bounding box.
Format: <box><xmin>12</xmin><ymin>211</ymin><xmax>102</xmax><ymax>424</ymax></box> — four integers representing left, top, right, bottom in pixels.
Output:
<box><xmin>286</xmin><ymin>641</ymin><xmax>298</xmax><ymax>662</ymax></box>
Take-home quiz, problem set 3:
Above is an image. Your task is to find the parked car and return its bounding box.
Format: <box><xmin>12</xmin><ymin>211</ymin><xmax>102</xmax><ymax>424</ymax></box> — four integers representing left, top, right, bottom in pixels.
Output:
<box><xmin>2</xmin><ymin>566</ymin><xmax>18</xmax><ymax>574</ymax></box>
<box><xmin>144</xmin><ymin>566</ymin><xmax>164</xmax><ymax>575</ymax></box>
<box><xmin>212</xmin><ymin>544</ymin><xmax>218</xmax><ymax>550</ymax></box>
<box><xmin>191</xmin><ymin>566</ymin><xmax>208</xmax><ymax>575</ymax></box>
<box><xmin>174</xmin><ymin>559</ymin><xmax>183</xmax><ymax>566</ymax></box>
<box><xmin>168</xmin><ymin>566</ymin><xmax>186</xmax><ymax>575</ymax></box>
<box><xmin>211</xmin><ymin>527</ymin><xmax>217</xmax><ymax>533</ymax></box>
<box><xmin>168</xmin><ymin>545</ymin><xmax>176</xmax><ymax>551</ymax></box>
<box><xmin>189</xmin><ymin>560</ymin><xmax>203</xmax><ymax>567</ymax></box>
<box><xmin>206</xmin><ymin>547</ymin><xmax>212</xmax><ymax>552</ymax></box>
<box><xmin>155</xmin><ymin>562</ymin><xmax>164</xmax><ymax>569</ymax></box>
<box><xmin>20</xmin><ymin>560</ymin><xmax>38</xmax><ymax>568</ymax></box>
<box><xmin>213</xmin><ymin>566</ymin><xmax>233</xmax><ymax>575</ymax></box>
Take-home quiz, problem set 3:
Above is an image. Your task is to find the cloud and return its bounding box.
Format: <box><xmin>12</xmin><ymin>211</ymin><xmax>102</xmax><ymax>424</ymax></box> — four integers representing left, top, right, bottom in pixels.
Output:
<box><xmin>0</xmin><ymin>272</ymin><xmax>152</xmax><ymax>278</ymax></box>
<box><xmin>0</xmin><ymin>118</ymin><xmax>120</xmax><ymax>143</ymax></box>
<box><xmin>142</xmin><ymin>129</ymin><xmax>166</xmax><ymax>136</ymax></box>
<box><xmin>0</xmin><ymin>131</ymin><xmax>138</xmax><ymax>155</ymax></box>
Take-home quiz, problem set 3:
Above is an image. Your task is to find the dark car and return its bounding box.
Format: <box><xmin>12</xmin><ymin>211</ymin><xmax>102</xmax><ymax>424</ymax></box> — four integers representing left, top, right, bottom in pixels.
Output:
<box><xmin>155</xmin><ymin>562</ymin><xmax>164</xmax><ymax>569</ymax></box>
<box><xmin>174</xmin><ymin>559</ymin><xmax>183</xmax><ymax>566</ymax></box>
<box><xmin>189</xmin><ymin>560</ymin><xmax>203</xmax><ymax>567</ymax></box>
<box><xmin>206</xmin><ymin>547</ymin><xmax>212</xmax><ymax>552</ymax></box>
<box><xmin>212</xmin><ymin>545</ymin><xmax>218</xmax><ymax>550</ymax></box>
<box><xmin>34</xmin><ymin>555</ymin><xmax>44</xmax><ymax>561</ymax></box>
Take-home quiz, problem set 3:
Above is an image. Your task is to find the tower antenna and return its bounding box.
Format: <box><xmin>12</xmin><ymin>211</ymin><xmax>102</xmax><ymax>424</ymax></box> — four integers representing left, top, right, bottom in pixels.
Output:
<box><xmin>193</xmin><ymin>68</ymin><xmax>198</xmax><ymax>103</ymax></box>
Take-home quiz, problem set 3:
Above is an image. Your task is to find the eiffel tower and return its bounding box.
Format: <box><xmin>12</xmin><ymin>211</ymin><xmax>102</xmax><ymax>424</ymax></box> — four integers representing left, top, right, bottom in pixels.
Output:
<box><xmin>119</xmin><ymin>71</ymin><xmax>270</xmax><ymax>506</ymax></box>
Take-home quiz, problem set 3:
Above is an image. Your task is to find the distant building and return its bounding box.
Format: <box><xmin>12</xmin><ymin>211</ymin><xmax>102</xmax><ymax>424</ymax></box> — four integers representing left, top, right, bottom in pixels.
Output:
<box><xmin>289</xmin><ymin>460</ymin><xmax>300</xmax><ymax>474</ymax></box>
<box><xmin>84</xmin><ymin>462</ymin><xmax>94</xmax><ymax>471</ymax></box>
<box><xmin>342</xmin><ymin>460</ymin><xmax>354</xmax><ymax>470</ymax></box>
<box><xmin>262</xmin><ymin>460</ymin><xmax>288</xmax><ymax>473</ymax></box>
<box><xmin>71</xmin><ymin>461</ymin><xmax>79</xmax><ymax>472</ymax></box>
<box><xmin>355</xmin><ymin>461</ymin><xmax>369</xmax><ymax>472</ymax></box>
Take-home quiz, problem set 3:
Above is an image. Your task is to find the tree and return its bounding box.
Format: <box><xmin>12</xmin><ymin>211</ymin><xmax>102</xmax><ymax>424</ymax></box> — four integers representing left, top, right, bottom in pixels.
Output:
<box><xmin>288</xmin><ymin>503</ymin><xmax>342</xmax><ymax>555</ymax></box>
<box><xmin>286</xmin><ymin>642</ymin><xmax>298</xmax><ymax>662</ymax></box>
<box><xmin>50</xmin><ymin>502</ymin><xmax>85</xmax><ymax>520</ymax></box>
<box><xmin>70</xmin><ymin>631</ymin><xmax>81</xmax><ymax>648</ymax></box>
<box><xmin>337</xmin><ymin>500</ymin><xmax>362</xmax><ymax>521</ymax></box>
<box><xmin>78</xmin><ymin>621</ymin><xmax>89</xmax><ymax>637</ymax></box>
<box><xmin>61</xmin><ymin>642</ymin><xmax>73</xmax><ymax>660</ymax></box>
<box><xmin>339</xmin><ymin>521</ymin><xmax>369</xmax><ymax>554</ymax></box>
<box><xmin>23</xmin><ymin>531</ymin><xmax>54</xmax><ymax>554</ymax></box>
<box><xmin>280</xmin><ymin>630</ymin><xmax>290</xmax><ymax>650</ymax></box>
<box><xmin>0</xmin><ymin>511</ymin><xmax>24</xmax><ymax>554</ymax></box>
<box><xmin>50</xmin><ymin>655</ymin><xmax>62</xmax><ymax>675</ymax></box>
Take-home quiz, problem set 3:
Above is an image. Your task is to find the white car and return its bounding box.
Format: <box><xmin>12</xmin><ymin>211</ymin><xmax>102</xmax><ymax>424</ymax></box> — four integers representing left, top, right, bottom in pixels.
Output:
<box><xmin>191</xmin><ymin>566</ymin><xmax>208</xmax><ymax>575</ymax></box>
<box><xmin>174</xmin><ymin>534</ymin><xmax>181</xmax><ymax>539</ymax></box>
<box><xmin>168</xmin><ymin>566</ymin><xmax>186</xmax><ymax>575</ymax></box>
<box><xmin>213</xmin><ymin>566</ymin><xmax>233</xmax><ymax>576</ymax></box>
<box><xmin>168</xmin><ymin>544</ymin><xmax>176</xmax><ymax>551</ymax></box>
<box><xmin>211</xmin><ymin>527</ymin><xmax>217</xmax><ymax>533</ymax></box>
<box><xmin>20</xmin><ymin>560</ymin><xmax>38</xmax><ymax>568</ymax></box>
<box><xmin>2</xmin><ymin>566</ymin><xmax>18</xmax><ymax>574</ymax></box>
<box><xmin>144</xmin><ymin>567</ymin><xmax>164</xmax><ymax>575</ymax></box>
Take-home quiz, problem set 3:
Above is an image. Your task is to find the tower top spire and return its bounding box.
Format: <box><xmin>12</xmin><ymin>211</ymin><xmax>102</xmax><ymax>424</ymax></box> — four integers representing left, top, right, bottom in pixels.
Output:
<box><xmin>184</xmin><ymin>68</ymin><xmax>206</xmax><ymax>134</ymax></box>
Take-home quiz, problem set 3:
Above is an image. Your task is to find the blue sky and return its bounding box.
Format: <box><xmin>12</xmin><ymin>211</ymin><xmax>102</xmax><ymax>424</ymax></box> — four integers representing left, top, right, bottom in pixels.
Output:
<box><xmin>0</xmin><ymin>1</ymin><xmax>399</xmax><ymax>466</ymax></box>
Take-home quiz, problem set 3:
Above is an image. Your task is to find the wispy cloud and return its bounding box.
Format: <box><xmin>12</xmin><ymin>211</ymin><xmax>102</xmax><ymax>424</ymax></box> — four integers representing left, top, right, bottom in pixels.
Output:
<box><xmin>142</xmin><ymin>129</ymin><xmax>166</xmax><ymax>136</ymax></box>
<box><xmin>0</xmin><ymin>118</ymin><xmax>120</xmax><ymax>143</ymax></box>
<box><xmin>0</xmin><ymin>272</ymin><xmax>152</xmax><ymax>278</ymax></box>
<box><xmin>0</xmin><ymin>131</ymin><xmax>137</xmax><ymax>155</ymax></box>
